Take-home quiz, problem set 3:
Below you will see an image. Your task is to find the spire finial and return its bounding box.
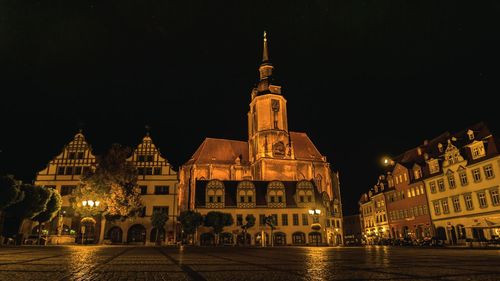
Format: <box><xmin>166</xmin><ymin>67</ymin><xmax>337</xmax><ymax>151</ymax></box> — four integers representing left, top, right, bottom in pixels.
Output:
<box><xmin>145</xmin><ymin>125</ymin><xmax>150</xmax><ymax>137</ymax></box>
<box><xmin>262</xmin><ymin>30</ymin><xmax>269</xmax><ymax>62</ymax></box>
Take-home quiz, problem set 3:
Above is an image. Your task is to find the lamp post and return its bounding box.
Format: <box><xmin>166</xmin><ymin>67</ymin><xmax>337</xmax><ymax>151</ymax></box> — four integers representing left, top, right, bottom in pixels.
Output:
<box><xmin>308</xmin><ymin>209</ymin><xmax>322</xmax><ymax>246</ymax></box>
<box><xmin>80</xmin><ymin>199</ymin><xmax>100</xmax><ymax>244</ymax></box>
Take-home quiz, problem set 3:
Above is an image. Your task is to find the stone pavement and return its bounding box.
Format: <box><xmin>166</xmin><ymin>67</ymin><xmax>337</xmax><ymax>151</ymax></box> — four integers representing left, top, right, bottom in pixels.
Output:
<box><xmin>1</xmin><ymin>245</ymin><xmax>500</xmax><ymax>281</ymax></box>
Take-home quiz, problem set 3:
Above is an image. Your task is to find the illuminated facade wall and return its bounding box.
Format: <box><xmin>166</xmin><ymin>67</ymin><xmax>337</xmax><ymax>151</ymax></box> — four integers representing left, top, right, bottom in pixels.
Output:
<box><xmin>179</xmin><ymin>34</ymin><xmax>343</xmax><ymax>245</ymax></box>
<box><xmin>30</xmin><ymin>132</ymin><xmax>179</xmax><ymax>245</ymax></box>
<box><xmin>423</xmin><ymin>127</ymin><xmax>500</xmax><ymax>245</ymax></box>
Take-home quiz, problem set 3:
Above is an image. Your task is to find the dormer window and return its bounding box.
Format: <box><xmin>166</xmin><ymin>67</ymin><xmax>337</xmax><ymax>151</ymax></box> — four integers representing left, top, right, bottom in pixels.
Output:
<box><xmin>268</xmin><ymin>181</ymin><xmax>286</xmax><ymax>208</ymax></box>
<box><xmin>237</xmin><ymin>181</ymin><xmax>255</xmax><ymax>208</ymax></box>
<box><xmin>296</xmin><ymin>180</ymin><xmax>314</xmax><ymax>207</ymax></box>
<box><xmin>438</xmin><ymin>143</ymin><xmax>443</xmax><ymax>153</ymax></box>
<box><xmin>414</xmin><ymin>168</ymin><xmax>422</xmax><ymax>180</ymax></box>
<box><xmin>470</xmin><ymin>142</ymin><xmax>485</xmax><ymax>160</ymax></box>
<box><xmin>467</xmin><ymin>129</ymin><xmax>474</xmax><ymax>140</ymax></box>
<box><xmin>428</xmin><ymin>159</ymin><xmax>440</xmax><ymax>174</ymax></box>
<box><xmin>443</xmin><ymin>139</ymin><xmax>464</xmax><ymax>166</ymax></box>
<box><xmin>206</xmin><ymin>180</ymin><xmax>225</xmax><ymax>208</ymax></box>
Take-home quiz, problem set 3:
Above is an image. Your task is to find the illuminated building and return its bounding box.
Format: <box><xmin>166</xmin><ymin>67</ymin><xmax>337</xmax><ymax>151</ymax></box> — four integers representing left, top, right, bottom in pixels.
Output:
<box><xmin>179</xmin><ymin>32</ymin><xmax>343</xmax><ymax>246</ymax></box>
<box><xmin>26</xmin><ymin>132</ymin><xmax>179</xmax><ymax>245</ymax></box>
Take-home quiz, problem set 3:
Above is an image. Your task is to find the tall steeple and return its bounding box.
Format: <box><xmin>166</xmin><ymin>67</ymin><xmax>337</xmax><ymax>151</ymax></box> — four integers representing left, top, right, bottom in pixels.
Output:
<box><xmin>262</xmin><ymin>31</ymin><xmax>269</xmax><ymax>63</ymax></box>
<box><xmin>259</xmin><ymin>31</ymin><xmax>274</xmax><ymax>82</ymax></box>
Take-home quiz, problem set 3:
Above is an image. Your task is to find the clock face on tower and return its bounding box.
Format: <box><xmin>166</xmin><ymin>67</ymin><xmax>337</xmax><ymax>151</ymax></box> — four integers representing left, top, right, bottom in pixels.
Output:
<box><xmin>273</xmin><ymin>141</ymin><xmax>285</xmax><ymax>157</ymax></box>
<box><xmin>271</xmin><ymin>99</ymin><xmax>280</xmax><ymax>112</ymax></box>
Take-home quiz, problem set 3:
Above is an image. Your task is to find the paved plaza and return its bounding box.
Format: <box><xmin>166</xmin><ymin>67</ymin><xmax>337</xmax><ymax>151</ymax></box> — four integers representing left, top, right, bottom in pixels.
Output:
<box><xmin>0</xmin><ymin>246</ymin><xmax>500</xmax><ymax>281</ymax></box>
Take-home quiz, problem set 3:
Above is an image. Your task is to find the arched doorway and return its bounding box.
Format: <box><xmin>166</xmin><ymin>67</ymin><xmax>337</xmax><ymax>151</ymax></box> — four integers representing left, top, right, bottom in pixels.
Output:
<box><xmin>436</xmin><ymin>227</ymin><xmax>447</xmax><ymax>241</ymax></box>
<box><xmin>273</xmin><ymin>232</ymin><xmax>286</xmax><ymax>246</ymax></box>
<box><xmin>255</xmin><ymin>232</ymin><xmax>269</xmax><ymax>246</ymax></box>
<box><xmin>308</xmin><ymin>232</ymin><xmax>322</xmax><ymax>246</ymax></box>
<box><xmin>200</xmin><ymin>233</ymin><xmax>215</xmax><ymax>246</ymax></box>
<box><xmin>127</xmin><ymin>224</ymin><xmax>146</xmax><ymax>243</ymax></box>
<box><xmin>150</xmin><ymin>228</ymin><xmax>166</xmax><ymax>243</ymax></box>
<box><xmin>219</xmin><ymin>232</ymin><xmax>233</xmax><ymax>245</ymax></box>
<box><xmin>292</xmin><ymin>232</ymin><xmax>306</xmax><ymax>245</ymax></box>
<box><xmin>108</xmin><ymin>227</ymin><xmax>123</xmax><ymax>243</ymax></box>
<box><xmin>237</xmin><ymin>233</ymin><xmax>251</xmax><ymax>245</ymax></box>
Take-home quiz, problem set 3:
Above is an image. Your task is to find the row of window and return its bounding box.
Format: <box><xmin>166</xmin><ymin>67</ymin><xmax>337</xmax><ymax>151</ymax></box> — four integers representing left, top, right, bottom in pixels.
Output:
<box><xmin>406</xmin><ymin>185</ymin><xmax>425</xmax><ymax>198</ymax></box>
<box><xmin>389</xmin><ymin>205</ymin><xmax>428</xmax><ymax>221</ymax></box>
<box><xmin>57</xmin><ymin>166</ymin><xmax>90</xmax><ymax>176</ymax></box>
<box><xmin>137</xmin><ymin>167</ymin><xmax>162</xmax><ymax>175</ymax></box>
<box><xmin>433</xmin><ymin>188</ymin><xmax>500</xmax><ymax>215</ymax></box>
<box><xmin>205</xmin><ymin>180</ymin><xmax>317</xmax><ymax>208</ymax></box>
<box><xmin>57</xmin><ymin>185</ymin><xmax>171</xmax><ymax>196</ymax></box>
<box><xmin>139</xmin><ymin>185</ymin><xmax>170</xmax><ymax>195</ymax></box>
<box><xmin>375</xmin><ymin>213</ymin><xmax>387</xmax><ymax>223</ymax></box>
<box><xmin>66</xmin><ymin>152</ymin><xmax>85</xmax><ymax>160</ymax></box>
<box><xmin>138</xmin><ymin>206</ymin><xmax>169</xmax><ymax>217</ymax></box>
<box><xmin>233</xmin><ymin>213</ymin><xmax>341</xmax><ymax>228</ymax></box>
<box><xmin>137</xmin><ymin>155</ymin><xmax>154</xmax><ymax>162</ymax></box>
<box><xmin>429</xmin><ymin>164</ymin><xmax>495</xmax><ymax>194</ymax></box>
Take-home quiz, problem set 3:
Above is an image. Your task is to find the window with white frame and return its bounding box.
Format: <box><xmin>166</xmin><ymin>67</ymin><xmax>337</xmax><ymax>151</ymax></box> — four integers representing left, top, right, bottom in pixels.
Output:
<box><xmin>419</xmin><ymin>185</ymin><xmax>424</xmax><ymax>195</ymax></box>
<box><xmin>484</xmin><ymin>165</ymin><xmax>494</xmax><ymax>179</ymax></box>
<box><xmin>447</xmin><ymin>174</ymin><xmax>456</xmax><ymax>189</ymax></box>
<box><xmin>433</xmin><ymin>201</ymin><xmax>441</xmax><ymax>215</ymax></box>
<box><xmin>477</xmin><ymin>192</ymin><xmax>488</xmax><ymax>208</ymax></box>
<box><xmin>438</xmin><ymin>179</ymin><xmax>445</xmax><ymax>192</ymax></box>
<box><xmin>464</xmin><ymin>193</ymin><xmax>474</xmax><ymax>210</ymax></box>
<box><xmin>459</xmin><ymin>170</ymin><xmax>468</xmax><ymax>186</ymax></box>
<box><xmin>441</xmin><ymin>199</ymin><xmax>450</xmax><ymax>214</ymax></box>
<box><xmin>490</xmin><ymin>189</ymin><xmax>500</xmax><ymax>206</ymax></box>
<box><xmin>452</xmin><ymin>196</ymin><xmax>461</xmax><ymax>212</ymax></box>
<box><xmin>472</xmin><ymin>169</ymin><xmax>481</xmax><ymax>182</ymax></box>
<box><xmin>429</xmin><ymin>181</ymin><xmax>437</xmax><ymax>193</ymax></box>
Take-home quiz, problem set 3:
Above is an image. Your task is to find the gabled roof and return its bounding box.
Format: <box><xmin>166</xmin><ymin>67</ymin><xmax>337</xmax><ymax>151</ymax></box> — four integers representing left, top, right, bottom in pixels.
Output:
<box><xmin>290</xmin><ymin>132</ymin><xmax>324</xmax><ymax>161</ymax></box>
<box><xmin>185</xmin><ymin>138</ymin><xmax>249</xmax><ymax>165</ymax></box>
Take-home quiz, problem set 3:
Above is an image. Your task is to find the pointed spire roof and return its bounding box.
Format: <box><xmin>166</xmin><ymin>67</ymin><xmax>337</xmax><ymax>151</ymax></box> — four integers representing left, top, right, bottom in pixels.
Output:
<box><xmin>262</xmin><ymin>31</ymin><xmax>269</xmax><ymax>63</ymax></box>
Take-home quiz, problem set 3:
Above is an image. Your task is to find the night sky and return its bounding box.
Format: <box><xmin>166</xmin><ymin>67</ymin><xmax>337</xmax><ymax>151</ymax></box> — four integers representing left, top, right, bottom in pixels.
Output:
<box><xmin>1</xmin><ymin>1</ymin><xmax>499</xmax><ymax>215</ymax></box>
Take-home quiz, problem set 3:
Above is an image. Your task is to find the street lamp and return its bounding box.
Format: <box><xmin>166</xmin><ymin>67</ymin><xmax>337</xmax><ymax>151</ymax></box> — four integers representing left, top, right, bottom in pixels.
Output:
<box><xmin>308</xmin><ymin>209</ymin><xmax>322</xmax><ymax>246</ymax></box>
<box><xmin>80</xmin><ymin>199</ymin><xmax>100</xmax><ymax>244</ymax></box>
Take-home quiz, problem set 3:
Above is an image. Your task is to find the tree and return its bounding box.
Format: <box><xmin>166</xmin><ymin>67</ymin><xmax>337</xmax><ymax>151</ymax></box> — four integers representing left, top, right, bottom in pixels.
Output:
<box><xmin>3</xmin><ymin>184</ymin><xmax>51</xmax><ymax>240</ymax></box>
<box><xmin>240</xmin><ymin>214</ymin><xmax>256</xmax><ymax>246</ymax></box>
<box><xmin>0</xmin><ymin>175</ymin><xmax>24</xmax><ymax>210</ymax></box>
<box><xmin>0</xmin><ymin>175</ymin><xmax>24</xmax><ymax>242</ymax></box>
<box><xmin>31</xmin><ymin>189</ymin><xmax>62</xmax><ymax>245</ymax></box>
<box><xmin>264</xmin><ymin>215</ymin><xmax>277</xmax><ymax>247</ymax></box>
<box><xmin>204</xmin><ymin>211</ymin><xmax>233</xmax><ymax>245</ymax></box>
<box><xmin>151</xmin><ymin>211</ymin><xmax>169</xmax><ymax>245</ymax></box>
<box><xmin>71</xmin><ymin>144</ymin><xmax>143</xmax><ymax>225</ymax></box>
<box><xmin>178</xmin><ymin>210</ymin><xmax>203</xmax><ymax>245</ymax></box>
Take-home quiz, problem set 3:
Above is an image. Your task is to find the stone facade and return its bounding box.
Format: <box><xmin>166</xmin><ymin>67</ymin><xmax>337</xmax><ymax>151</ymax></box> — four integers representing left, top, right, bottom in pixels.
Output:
<box><xmin>179</xmin><ymin>33</ymin><xmax>343</xmax><ymax>246</ymax></box>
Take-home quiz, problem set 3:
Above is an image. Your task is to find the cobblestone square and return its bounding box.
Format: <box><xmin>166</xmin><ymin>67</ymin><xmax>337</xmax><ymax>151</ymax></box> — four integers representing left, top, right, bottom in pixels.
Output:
<box><xmin>1</xmin><ymin>246</ymin><xmax>500</xmax><ymax>281</ymax></box>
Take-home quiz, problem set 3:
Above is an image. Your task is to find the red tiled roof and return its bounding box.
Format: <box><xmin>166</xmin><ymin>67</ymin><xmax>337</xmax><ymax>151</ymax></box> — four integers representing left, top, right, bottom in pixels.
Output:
<box><xmin>185</xmin><ymin>138</ymin><xmax>249</xmax><ymax>165</ymax></box>
<box><xmin>290</xmin><ymin>132</ymin><xmax>324</xmax><ymax>161</ymax></box>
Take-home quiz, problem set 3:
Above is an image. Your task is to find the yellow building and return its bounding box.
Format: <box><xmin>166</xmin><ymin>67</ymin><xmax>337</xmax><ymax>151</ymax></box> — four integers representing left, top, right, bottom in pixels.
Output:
<box><xmin>359</xmin><ymin>177</ymin><xmax>390</xmax><ymax>244</ymax></box>
<box><xmin>179</xmin><ymin>33</ymin><xmax>343</xmax><ymax>246</ymax></box>
<box><xmin>424</xmin><ymin>123</ymin><xmax>500</xmax><ymax>245</ymax></box>
<box><xmin>31</xmin><ymin>131</ymin><xmax>179</xmax><ymax>245</ymax></box>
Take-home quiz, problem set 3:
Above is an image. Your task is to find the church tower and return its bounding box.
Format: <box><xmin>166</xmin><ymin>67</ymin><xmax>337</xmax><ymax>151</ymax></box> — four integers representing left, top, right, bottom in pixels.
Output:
<box><xmin>248</xmin><ymin>32</ymin><xmax>294</xmax><ymax>165</ymax></box>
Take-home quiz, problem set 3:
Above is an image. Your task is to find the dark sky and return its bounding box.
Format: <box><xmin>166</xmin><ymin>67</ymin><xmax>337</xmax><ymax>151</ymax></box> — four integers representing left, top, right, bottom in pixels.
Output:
<box><xmin>1</xmin><ymin>1</ymin><xmax>499</xmax><ymax>215</ymax></box>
